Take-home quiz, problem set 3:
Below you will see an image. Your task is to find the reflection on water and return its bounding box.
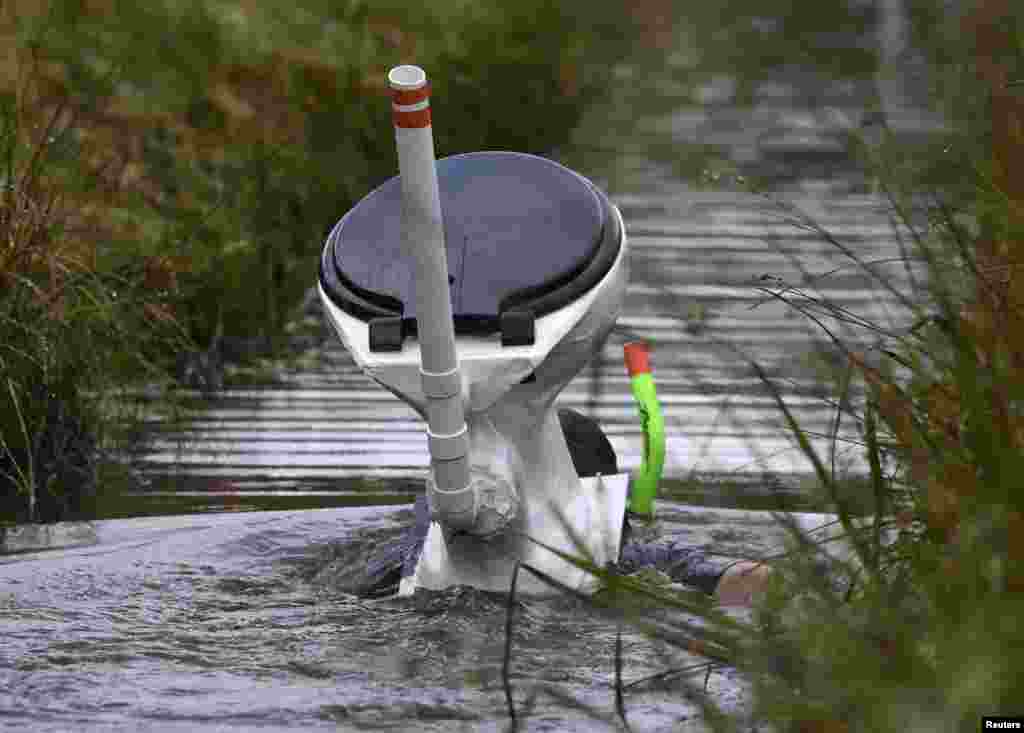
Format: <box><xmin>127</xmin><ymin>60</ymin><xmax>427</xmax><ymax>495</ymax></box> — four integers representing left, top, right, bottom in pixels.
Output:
<box><xmin>0</xmin><ymin>504</ymin><xmax>804</xmax><ymax>732</ymax></box>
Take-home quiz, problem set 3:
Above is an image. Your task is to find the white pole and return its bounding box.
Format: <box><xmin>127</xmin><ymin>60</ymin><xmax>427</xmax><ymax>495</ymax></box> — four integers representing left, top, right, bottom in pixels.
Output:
<box><xmin>388</xmin><ymin>65</ymin><xmax>474</xmax><ymax>529</ymax></box>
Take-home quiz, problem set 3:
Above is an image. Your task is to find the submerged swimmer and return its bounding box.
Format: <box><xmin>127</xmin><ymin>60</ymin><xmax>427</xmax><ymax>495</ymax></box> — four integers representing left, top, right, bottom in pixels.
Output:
<box><xmin>353</xmin><ymin>409</ymin><xmax>771</xmax><ymax>606</ymax></box>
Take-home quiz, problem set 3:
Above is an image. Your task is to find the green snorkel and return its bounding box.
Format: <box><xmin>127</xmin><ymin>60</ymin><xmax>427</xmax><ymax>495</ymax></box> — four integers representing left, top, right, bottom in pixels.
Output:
<box><xmin>624</xmin><ymin>341</ymin><xmax>665</xmax><ymax>518</ymax></box>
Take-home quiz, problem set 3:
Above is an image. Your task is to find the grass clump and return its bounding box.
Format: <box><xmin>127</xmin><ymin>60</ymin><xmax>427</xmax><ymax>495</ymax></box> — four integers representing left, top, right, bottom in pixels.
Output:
<box><xmin>0</xmin><ymin>8</ymin><xmax>193</xmax><ymax>522</ymax></box>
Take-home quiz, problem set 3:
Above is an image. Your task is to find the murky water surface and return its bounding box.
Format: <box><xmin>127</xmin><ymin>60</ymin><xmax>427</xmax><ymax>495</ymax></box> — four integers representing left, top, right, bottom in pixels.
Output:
<box><xmin>0</xmin><ymin>502</ymin><xmax>835</xmax><ymax>732</ymax></box>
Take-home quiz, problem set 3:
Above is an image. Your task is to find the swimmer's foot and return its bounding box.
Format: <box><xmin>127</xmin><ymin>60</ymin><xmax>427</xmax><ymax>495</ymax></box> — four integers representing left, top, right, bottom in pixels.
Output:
<box><xmin>714</xmin><ymin>561</ymin><xmax>772</xmax><ymax>608</ymax></box>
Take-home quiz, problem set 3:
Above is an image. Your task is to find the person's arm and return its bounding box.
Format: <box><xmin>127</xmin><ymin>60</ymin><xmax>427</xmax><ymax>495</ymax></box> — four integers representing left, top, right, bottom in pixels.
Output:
<box><xmin>618</xmin><ymin>541</ymin><xmax>773</xmax><ymax>608</ymax></box>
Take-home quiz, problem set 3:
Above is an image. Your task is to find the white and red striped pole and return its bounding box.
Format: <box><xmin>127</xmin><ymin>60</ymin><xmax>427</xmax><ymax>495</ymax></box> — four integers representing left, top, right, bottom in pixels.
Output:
<box><xmin>388</xmin><ymin>65</ymin><xmax>473</xmax><ymax>529</ymax></box>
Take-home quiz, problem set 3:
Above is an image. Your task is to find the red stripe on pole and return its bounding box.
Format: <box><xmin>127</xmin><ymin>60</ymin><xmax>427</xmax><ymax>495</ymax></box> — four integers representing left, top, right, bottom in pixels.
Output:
<box><xmin>393</xmin><ymin>107</ymin><xmax>432</xmax><ymax>128</ymax></box>
<box><xmin>392</xmin><ymin>84</ymin><xmax>430</xmax><ymax>105</ymax></box>
<box><xmin>391</xmin><ymin>82</ymin><xmax>431</xmax><ymax>128</ymax></box>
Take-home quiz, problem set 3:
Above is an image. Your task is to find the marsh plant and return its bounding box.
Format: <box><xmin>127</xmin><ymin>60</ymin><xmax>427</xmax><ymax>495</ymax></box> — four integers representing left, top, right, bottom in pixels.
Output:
<box><xmin>0</xmin><ymin>14</ymin><xmax>195</xmax><ymax>522</ymax></box>
<box><xmin>505</xmin><ymin>2</ymin><xmax>1024</xmax><ymax>731</ymax></box>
